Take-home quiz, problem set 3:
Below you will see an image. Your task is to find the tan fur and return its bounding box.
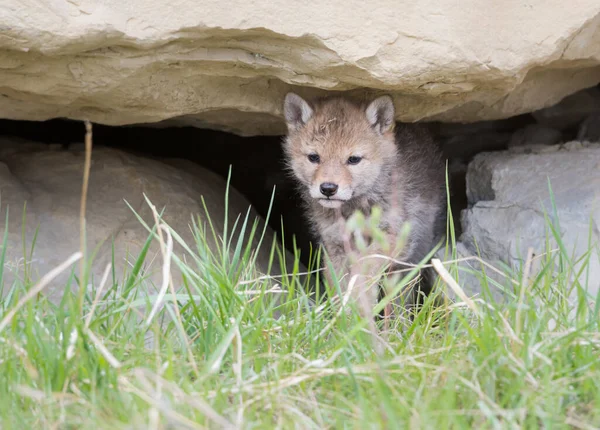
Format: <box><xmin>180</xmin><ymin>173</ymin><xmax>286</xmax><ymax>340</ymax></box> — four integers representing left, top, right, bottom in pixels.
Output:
<box><xmin>282</xmin><ymin>93</ymin><xmax>447</xmax><ymax>314</ymax></box>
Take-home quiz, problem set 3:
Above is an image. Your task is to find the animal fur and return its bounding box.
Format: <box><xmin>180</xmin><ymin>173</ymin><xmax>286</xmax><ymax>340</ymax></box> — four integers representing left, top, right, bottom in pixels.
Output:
<box><xmin>282</xmin><ymin>93</ymin><xmax>447</xmax><ymax>315</ymax></box>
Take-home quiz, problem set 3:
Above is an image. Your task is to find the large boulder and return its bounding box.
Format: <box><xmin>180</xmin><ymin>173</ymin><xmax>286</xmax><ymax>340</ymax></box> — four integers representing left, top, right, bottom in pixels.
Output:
<box><xmin>0</xmin><ymin>138</ymin><xmax>298</xmax><ymax>301</ymax></box>
<box><xmin>460</xmin><ymin>141</ymin><xmax>600</xmax><ymax>300</ymax></box>
<box><xmin>0</xmin><ymin>1</ymin><xmax>599</xmax><ymax>135</ymax></box>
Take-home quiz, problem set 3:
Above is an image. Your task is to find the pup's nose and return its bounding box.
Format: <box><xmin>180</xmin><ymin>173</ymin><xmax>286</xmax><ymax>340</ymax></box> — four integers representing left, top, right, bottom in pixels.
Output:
<box><xmin>319</xmin><ymin>182</ymin><xmax>338</xmax><ymax>197</ymax></box>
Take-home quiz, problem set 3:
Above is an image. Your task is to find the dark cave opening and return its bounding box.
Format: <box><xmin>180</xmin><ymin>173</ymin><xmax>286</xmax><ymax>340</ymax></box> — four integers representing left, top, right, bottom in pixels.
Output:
<box><xmin>0</xmin><ymin>88</ymin><xmax>593</xmax><ymax>267</ymax></box>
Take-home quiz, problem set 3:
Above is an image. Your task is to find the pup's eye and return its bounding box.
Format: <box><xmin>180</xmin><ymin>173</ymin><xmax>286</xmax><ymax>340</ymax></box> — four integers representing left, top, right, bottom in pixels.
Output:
<box><xmin>307</xmin><ymin>153</ymin><xmax>320</xmax><ymax>163</ymax></box>
<box><xmin>347</xmin><ymin>156</ymin><xmax>362</xmax><ymax>165</ymax></box>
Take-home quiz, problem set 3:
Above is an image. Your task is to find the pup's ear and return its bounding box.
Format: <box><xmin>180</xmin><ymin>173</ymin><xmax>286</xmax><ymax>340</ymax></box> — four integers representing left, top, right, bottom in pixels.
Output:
<box><xmin>284</xmin><ymin>93</ymin><xmax>314</xmax><ymax>131</ymax></box>
<box><xmin>365</xmin><ymin>95</ymin><xmax>395</xmax><ymax>134</ymax></box>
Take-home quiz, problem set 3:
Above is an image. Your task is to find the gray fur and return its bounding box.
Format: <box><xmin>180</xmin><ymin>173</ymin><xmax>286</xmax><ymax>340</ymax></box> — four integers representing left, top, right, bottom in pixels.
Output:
<box><xmin>282</xmin><ymin>94</ymin><xmax>447</xmax><ymax>311</ymax></box>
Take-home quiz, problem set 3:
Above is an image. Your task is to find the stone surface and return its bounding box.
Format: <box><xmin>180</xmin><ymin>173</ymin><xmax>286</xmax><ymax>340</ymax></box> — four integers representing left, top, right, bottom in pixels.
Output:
<box><xmin>460</xmin><ymin>141</ymin><xmax>600</xmax><ymax>300</ymax></box>
<box><xmin>533</xmin><ymin>86</ymin><xmax>600</xmax><ymax>131</ymax></box>
<box><xmin>507</xmin><ymin>124</ymin><xmax>563</xmax><ymax>150</ymax></box>
<box><xmin>0</xmin><ymin>1</ymin><xmax>599</xmax><ymax>135</ymax></box>
<box><xmin>578</xmin><ymin>113</ymin><xmax>600</xmax><ymax>142</ymax></box>
<box><xmin>0</xmin><ymin>139</ymin><xmax>299</xmax><ymax>301</ymax></box>
<box><xmin>435</xmin><ymin>244</ymin><xmax>511</xmax><ymax>305</ymax></box>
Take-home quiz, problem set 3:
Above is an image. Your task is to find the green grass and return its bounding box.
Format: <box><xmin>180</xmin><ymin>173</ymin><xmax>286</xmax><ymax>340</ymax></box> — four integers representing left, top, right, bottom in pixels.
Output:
<box><xmin>0</xmin><ymin>179</ymin><xmax>599</xmax><ymax>430</ymax></box>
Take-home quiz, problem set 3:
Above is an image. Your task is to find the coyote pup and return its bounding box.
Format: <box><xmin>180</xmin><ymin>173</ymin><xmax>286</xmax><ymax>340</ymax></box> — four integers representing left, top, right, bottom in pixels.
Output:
<box><xmin>282</xmin><ymin>93</ymin><xmax>446</xmax><ymax>313</ymax></box>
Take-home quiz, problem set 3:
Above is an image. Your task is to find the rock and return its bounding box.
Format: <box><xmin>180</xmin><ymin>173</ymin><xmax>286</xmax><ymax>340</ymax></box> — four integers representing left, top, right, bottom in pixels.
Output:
<box><xmin>533</xmin><ymin>86</ymin><xmax>600</xmax><ymax>131</ymax></box>
<box><xmin>507</xmin><ymin>124</ymin><xmax>563</xmax><ymax>151</ymax></box>
<box><xmin>0</xmin><ymin>1</ymin><xmax>599</xmax><ymax>135</ymax></box>
<box><xmin>460</xmin><ymin>142</ymin><xmax>600</xmax><ymax>301</ymax></box>
<box><xmin>434</xmin><ymin>243</ymin><xmax>511</xmax><ymax>305</ymax></box>
<box><xmin>577</xmin><ymin>112</ymin><xmax>600</xmax><ymax>142</ymax></box>
<box><xmin>0</xmin><ymin>138</ymin><xmax>300</xmax><ymax>302</ymax></box>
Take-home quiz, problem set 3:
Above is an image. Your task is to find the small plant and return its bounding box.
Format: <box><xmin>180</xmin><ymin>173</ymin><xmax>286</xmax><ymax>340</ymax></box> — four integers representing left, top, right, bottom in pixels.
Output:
<box><xmin>0</xmin><ymin>133</ymin><xmax>598</xmax><ymax>428</ymax></box>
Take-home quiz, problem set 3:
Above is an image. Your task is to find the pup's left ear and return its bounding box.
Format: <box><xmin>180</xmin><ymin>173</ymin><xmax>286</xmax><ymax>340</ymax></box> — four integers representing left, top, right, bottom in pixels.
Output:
<box><xmin>365</xmin><ymin>95</ymin><xmax>395</xmax><ymax>134</ymax></box>
<box><xmin>283</xmin><ymin>92</ymin><xmax>314</xmax><ymax>132</ymax></box>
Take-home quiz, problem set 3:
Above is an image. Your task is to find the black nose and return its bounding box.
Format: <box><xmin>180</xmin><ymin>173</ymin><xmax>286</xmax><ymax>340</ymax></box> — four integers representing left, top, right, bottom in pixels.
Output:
<box><xmin>319</xmin><ymin>182</ymin><xmax>338</xmax><ymax>197</ymax></box>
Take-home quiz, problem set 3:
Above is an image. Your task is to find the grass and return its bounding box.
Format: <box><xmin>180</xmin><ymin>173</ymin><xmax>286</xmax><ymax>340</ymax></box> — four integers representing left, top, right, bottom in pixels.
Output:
<box><xmin>1</xmin><ymin>143</ymin><xmax>599</xmax><ymax>429</ymax></box>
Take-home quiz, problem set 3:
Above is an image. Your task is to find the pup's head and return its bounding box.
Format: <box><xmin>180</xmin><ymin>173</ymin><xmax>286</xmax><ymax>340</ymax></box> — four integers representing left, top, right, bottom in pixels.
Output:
<box><xmin>282</xmin><ymin>93</ymin><xmax>398</xmax><ymax>209</ymax></box>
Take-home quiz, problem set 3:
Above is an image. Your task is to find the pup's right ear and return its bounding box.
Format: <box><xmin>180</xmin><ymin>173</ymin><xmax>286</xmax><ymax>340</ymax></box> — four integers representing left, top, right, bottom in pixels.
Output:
<box><xmin>366</xmin><ymin>95</ymin><xmax>395</xmax><ymax>135</ymax></box>
<box><xmin>283</xmin><ymin>93</ymin><xmax>313</xmax><ymax>131</ymax></box>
